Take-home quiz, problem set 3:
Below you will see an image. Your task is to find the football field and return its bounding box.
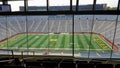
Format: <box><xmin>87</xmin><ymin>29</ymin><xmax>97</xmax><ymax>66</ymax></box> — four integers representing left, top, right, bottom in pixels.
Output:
<box><xmin>0</xmin><ymin>33</ymin><xmax>114</xmax><ymax>53</ymax></box>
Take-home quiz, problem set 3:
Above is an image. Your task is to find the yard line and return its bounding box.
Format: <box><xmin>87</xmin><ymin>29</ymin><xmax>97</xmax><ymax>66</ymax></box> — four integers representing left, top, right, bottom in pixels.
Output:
<box><xmin>65</xmin><ymin>34</ymin><xmax>70</xmax><ymax>48</ymax></box>
<box><xmin>19</xmin><ymin>35</ymin><xmax>34</xmax><ymax>48</ymax></box>
<box><xmin>76</xmin><ymin>35</ymin><xmax>84</xmax><ymax>49</ymax></box>
<box><xmin>10</xmin><ymin>35</ymin><xmax>27</xmax><ymax>48</ymax></box>
<box><xmin>83</xmin><ymin>34</ymin><xmax>89</xmax><ymax>48</ymax></box>
<box><xmin>41</xmin><ymin>35</ymin><xmax>48</xmax><ymax>48</ymax></box>
<box><xmin>31</xmin><ymin>35</ymin><xmax>45</xmax><ymax>48</ymax></box>
<box><xmin>49</xmin><ymin>35</ymin><xmax>58</xmax><ymax>48</ymax></box>
<box><xmin>27</xmin><ymin>35</ymin><xmax>40</xmax><ymax>48</ymax></box>
<box><xmin>35</xmin><ymin>35</ymin><xmax>48</xmax><ymax>48</ymax></box>
<box><xmin>60</xmin><ymin>35</ymin><xmax>65</xmax><ymax>48</ymax></box>
<box><xmin>55</xmin><ymin>34</ymin><xmax>61</xmax><ymax>48</ymax></box>
<box><xmin>56</xmin><ymin>35</ymin><xmax>63</xmax><ymax>48</ymax></box>
<box><xmin>74</xmin><ymin>35</ymin><xmax>79</xmax><ymax>48</ymax></box>
<box><xmin>41</xmin><ymin>38</ymin><xmax>49</xmax><ymax>48</ymax></box>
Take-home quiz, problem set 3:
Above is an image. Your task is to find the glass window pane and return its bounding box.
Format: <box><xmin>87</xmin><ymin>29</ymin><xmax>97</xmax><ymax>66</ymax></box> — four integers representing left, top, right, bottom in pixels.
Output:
<box><xmin>27</xmin><ymin>16</ymin><xmax>49</xmax><ymax>55</ymax></box>
<box><xmin>7</xmin><ymin>16</ymin><xmax>27</xmax><ymax>53</ymax></box>
<box><xmin>28</xmin><ymin>0</ymin><xmax>46</xmax><ymax>11</ymax></box>
<box><xmin>90</xmin><ymin>15</ymin><xmax>117</xmax><ymax>58</ymax></box>
<box><xmin>48</xmin><ymin>15</ymin><xmax>72</xmax><ymax>56</ymax></box>
<box><xmin>78</xmin><ymin>0</ymin><xmax>94</xmax><ymax>11</ymax></box>
<box><xmin>96</xmin><ymin>0</ymin><xmax>119</xmax><ymax>10</ymax></box>
<box><xmin>0</xmin><ymin>16</ymin><xmax>7</xmax><ymax>49</ymax></box>
<box><xmin>113</xmin><ymin>15</ymin><xmax>120</xmax><ymax>58</ymax></box>
<box><xmin>73</xmin><ymin>0</ymin><xmax>77</xmax><ymax>5</ymax></box>
<box><xmin>74</xmin><ymin>15</ymin><xmax>93</xmax><ymax>58</ymax></box>
<box><xmin>8</xmin><ymin>1</ymin><xmax>24</xmax><ymax>12</ymax></box>
<box><xmin>49</xmin><ymin>0</ymin><xmax>70</xmax><ymax>11</ymax></box>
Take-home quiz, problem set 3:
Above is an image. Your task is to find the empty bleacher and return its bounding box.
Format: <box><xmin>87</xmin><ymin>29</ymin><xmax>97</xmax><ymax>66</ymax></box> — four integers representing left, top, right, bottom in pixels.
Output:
<box><xmin>0</xmin><ymin>56</ymin><xmax>119</xmax><ymax>68</ymax></box>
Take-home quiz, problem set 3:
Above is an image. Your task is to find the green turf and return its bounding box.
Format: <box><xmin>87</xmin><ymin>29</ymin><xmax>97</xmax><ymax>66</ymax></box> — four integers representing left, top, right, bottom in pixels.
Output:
<box><xmin>0</xmin><ymin>33</ymin><xmax>113</xmax><ymax>52</ymax></box>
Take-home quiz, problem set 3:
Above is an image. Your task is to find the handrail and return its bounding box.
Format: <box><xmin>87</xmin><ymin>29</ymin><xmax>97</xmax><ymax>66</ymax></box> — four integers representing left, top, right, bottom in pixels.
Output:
<box><xmin>0</xmin><ymin>10</ymin><xmax>119</xmax><ymax>15</ymax></box>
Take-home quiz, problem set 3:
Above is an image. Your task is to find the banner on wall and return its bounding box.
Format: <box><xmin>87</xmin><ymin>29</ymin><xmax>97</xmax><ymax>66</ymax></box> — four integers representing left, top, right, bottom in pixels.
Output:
<box><xmin>0</xmin><ymin>5</ymin><xmax>11</xmax><ymax>12</ymax></box>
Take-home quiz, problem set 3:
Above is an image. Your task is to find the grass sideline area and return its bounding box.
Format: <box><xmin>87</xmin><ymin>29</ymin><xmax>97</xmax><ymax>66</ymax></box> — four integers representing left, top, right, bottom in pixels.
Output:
<box><xmin>0</xmin><ymin>32</ymin><xmax>117</xmax><ymax>53</ymax></box>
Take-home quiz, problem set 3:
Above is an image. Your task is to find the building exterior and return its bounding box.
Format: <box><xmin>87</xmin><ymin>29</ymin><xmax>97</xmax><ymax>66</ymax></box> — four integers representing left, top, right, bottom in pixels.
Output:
<box><xmin>20</xmin><ymin>4</ymin><xmax>107</xmax><ymax>11</ymax></box>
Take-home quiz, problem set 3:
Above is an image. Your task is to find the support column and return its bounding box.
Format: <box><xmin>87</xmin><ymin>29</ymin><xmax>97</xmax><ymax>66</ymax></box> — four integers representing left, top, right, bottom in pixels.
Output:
<box><xmin>24</xmin><ymin>0</ymin><xmax>28</xmax><ymax>11</ymax></box>
<box><xmin>2</xmin><ymin>0</ymin><xmax>8</xmax><ymax>5</ymax></box>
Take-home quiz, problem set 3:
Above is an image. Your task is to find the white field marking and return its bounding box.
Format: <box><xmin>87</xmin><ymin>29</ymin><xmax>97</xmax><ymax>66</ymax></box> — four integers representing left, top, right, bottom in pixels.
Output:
<box><xmin>16</xmin><ymin>48</ymin><xmax>111</xmax><ymax>50</ymax></box>
<box><xmin>35</xmin><ymin>36</ymin><xmax>39</xmax><ymax>38</ymax></box>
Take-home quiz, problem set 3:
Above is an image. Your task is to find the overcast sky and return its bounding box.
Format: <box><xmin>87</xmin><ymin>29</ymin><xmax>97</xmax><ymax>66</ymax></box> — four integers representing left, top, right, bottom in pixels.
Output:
<box><xmin>8</xmin><ymin>0</ymin><xmax>119</xmax><ymax>11</ymax></box>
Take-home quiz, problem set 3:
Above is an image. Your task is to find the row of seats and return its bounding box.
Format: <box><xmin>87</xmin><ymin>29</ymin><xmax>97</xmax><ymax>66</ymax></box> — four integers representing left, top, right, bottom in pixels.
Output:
<box><xmin>0</xmin><ymin>57</ymin><xmax>120</xmax><ymax>68</ymax></box>
<box><xmin>1</xmin><ymin>64</ymin><xmax>120</xmax><ymax>68</ymax></box>
<box><xmin>25</xmin><ymin>62</ymin><xmax>120</xmax><ymax>68</ymax></box>
<box><xmin>24</xmin><ymin>59</ymin><xmax>120</xmax><ymax>68</ymax></box>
